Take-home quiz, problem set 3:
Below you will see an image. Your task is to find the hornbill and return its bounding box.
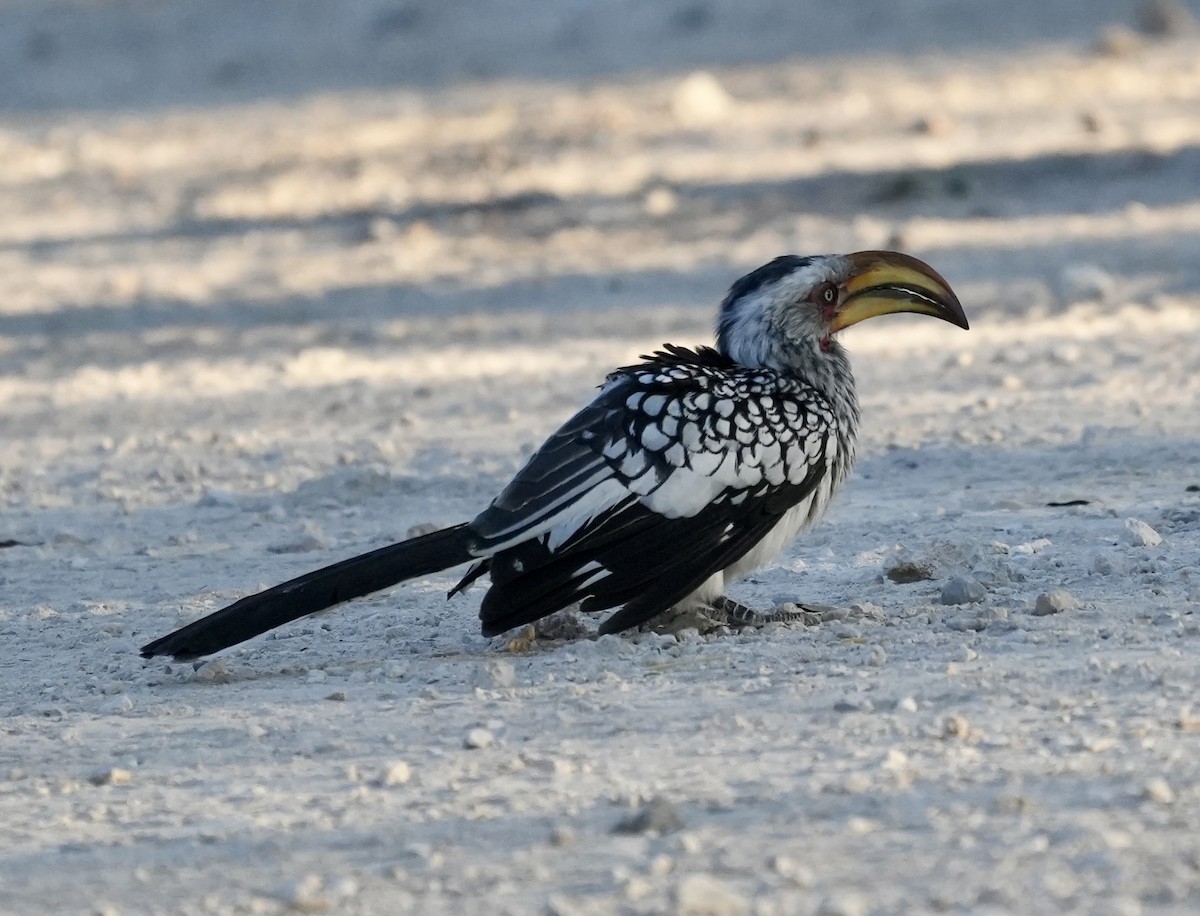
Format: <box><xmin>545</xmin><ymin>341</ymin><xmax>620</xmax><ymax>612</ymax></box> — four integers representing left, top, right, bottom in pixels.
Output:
<box><xmin>141</xmin><ymin>251</ymin><xmax>968</xmax><ymax>660</ymax></box>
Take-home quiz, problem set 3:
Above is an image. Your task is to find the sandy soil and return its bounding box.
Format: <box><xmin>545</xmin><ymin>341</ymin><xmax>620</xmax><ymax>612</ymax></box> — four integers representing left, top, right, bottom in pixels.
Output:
<box><xmin>3</xmin><ymin>2</ymin><xmax>1200</xmax><ymax>914</ymax></box>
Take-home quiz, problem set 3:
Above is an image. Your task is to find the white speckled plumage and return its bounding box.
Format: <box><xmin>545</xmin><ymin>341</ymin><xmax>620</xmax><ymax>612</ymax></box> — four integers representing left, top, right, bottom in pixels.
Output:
<box><xmin>142</xmin><ymin>251</ymin><xmax>965</xmax><ymax>659</ymax></box>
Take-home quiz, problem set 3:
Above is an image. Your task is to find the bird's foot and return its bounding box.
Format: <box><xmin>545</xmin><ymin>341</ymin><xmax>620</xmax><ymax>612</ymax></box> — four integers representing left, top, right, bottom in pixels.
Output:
<box><xmin>705</xmin><ymin>596</ymin><xmax>827</xmax><ymax>629</ymax></box>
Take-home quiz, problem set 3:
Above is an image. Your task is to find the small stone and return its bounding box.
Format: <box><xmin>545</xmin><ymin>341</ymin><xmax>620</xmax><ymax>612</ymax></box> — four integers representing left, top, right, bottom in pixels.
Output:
<box><xmin>549</xmin><ymin>824</ymin><xmax>576</xmax><ymax>847</ymax></box>
<box><xmin>324</xmin><ymin>691</ymin><xmax>346</xmax><ymax>702</ymax></box>
<box><xmin>614</xmin><ymin>797</ymin><xmax>684</xmax><ymax>835</ymax></box>
<box><xmin>1144</xmin><ymin>777</ymin><xmax>1175</xmax><ymax>805</ymax></box>
<box><xmin>940</xmin><ymin>576</ymin><xmax>986</xmax><ymax>605</ymax></box>
<box><xmin>910</xmin><ymin>114</ymin><xmax>954</xmax><ymax>136</ymax></box>
<box><xmin>898</xmin><ymin>696</ymin><xmax>919</xmax><ymax>713</ymax></box>
<box><xmin>1123</xmin><ymin>518</ymin><xmax>1163</xmax><ymax>547</ymax></box>
<box><xmin>649</xmin><ymin>854</ymin><xmax>674</xmax><ymax>877</ymax></box>
<box><xmin>644</xmin><ymin>186</ymin><xmax>679</xmax><ymax>216</ymax></box>
<box><xmin>1034</xmin><ymin>588</ymin><xmax>1081</xmax><ymax>616</ymax></box>
<box><xmin>378</xmin><ymin>761</ymin><xmax>411</xmax><ymax>786</ymax></box>
<box><xmin>671</xmin><ymin>71</ymin><xmax>734</xmax><ymax>126</ymax></box>
<box><xmin>194</xmin><ymin>660</ymin><xmax>233</xmax><ymax>684</ymax></box>
<box><xmin>943</xmin><ymin>714</ymin><xmax>971</xmax><ymax>739</ymax></box>
<box><xmin>674</xmin><ymin>873</ymin><xmax>747</xmax><ymax>916</ymax></box>
<box><xmin>867</xmin><ymin>646</ymin><xmax>887</xmax><ymax>667</ymax></box>
<box><xmin>88</xmin><ymin>767</ymin><xmax>133</xmax><ymax>787</ymax></box>
<box><xmin>464</xmin><ymin>728</ymin><xmax>494</xmax><ymax>749</ymax></box>
<box><xmin>885</xmin><ymin>560</ymin><xmax>935</xmax><ymax>583</ymax></box>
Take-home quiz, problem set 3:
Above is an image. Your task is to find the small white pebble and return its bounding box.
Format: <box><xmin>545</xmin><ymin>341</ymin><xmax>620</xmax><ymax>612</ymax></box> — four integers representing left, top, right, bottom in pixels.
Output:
<box><xmin>88</xmin><ymin>768</ymin><xmax>133</xmax><ymax>787</ymax></box>
<box><xmin>1034</xmin><ymin>588</ymin><xmax>1081</xmax><ymax>616</ymax></box>
<box><xmin>194</xmin><ymin>660</ymin><xmax>232</xmax><ymax>684</ymax></box>
<box><xmin>464</xmin><ymin>728</ymin><xmax>494</xmax><ymax>750</ymax></box>
<box><xmin>671</xmin><ymin>71</ymin><xmax>734</xmax><ymax>126</ymax></box>
<box><xmin>674</xmin><ymin>872</ymin><xmax>747</xmax><ymax>916</ymax></box>
<box><xmin>378</xmin><ymin>761</ymin><xmax>411</xmax><ymax>786</ymax></box>
<box><xmin>1123</xmin><ymin>518</ymin><xmax>1163</xmax><ymax>547</ymax></box>
<box><xmin>1144</xmin><ymin>778</ymin><xmax>1175</xmax><ymax>805</ymax></box>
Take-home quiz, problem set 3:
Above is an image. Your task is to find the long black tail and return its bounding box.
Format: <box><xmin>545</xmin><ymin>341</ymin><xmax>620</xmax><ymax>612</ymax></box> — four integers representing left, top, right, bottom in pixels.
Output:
<box><xmin>140</xmin><ymin>524</ymin><xmax>476</xmax><ymax>660</ymax></box>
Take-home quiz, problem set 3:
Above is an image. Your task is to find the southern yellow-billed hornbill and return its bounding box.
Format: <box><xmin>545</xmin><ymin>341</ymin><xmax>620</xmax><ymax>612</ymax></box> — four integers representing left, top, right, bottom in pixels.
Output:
<box><xmin>141</xmin><ymin>251</ymin><xmax>968</xmax><ymax>660</ymax></box>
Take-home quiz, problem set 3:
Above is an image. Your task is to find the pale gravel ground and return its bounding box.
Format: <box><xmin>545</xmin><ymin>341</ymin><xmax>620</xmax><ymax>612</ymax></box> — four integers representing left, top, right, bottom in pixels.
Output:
<box><xmin>3</xmin><ymin>2</ymin><xmax>1200</xmax><ymax>914</ymax></box>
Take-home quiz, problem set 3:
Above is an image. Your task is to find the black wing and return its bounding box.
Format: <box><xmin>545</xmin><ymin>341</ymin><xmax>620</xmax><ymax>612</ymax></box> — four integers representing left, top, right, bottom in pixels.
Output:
<box><xmin>467</xmin><ymin>347</ymin><xmax>842</xmax><ymax>635</ymax></box>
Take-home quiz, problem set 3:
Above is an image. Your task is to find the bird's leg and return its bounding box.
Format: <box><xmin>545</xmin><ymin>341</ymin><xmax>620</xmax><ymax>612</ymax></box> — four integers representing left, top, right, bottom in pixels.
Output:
<box><xmin>706</xmin><ymin>595</ymin><xmax>823</xmax><ymax>628</ymax></box>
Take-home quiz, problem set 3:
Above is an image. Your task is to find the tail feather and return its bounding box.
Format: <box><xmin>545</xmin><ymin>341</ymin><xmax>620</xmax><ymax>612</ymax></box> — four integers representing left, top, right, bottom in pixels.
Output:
<box><xmin>140</xmin><ymin>524</ymin><xmax>476</xmax><ymax>660</ymax></box>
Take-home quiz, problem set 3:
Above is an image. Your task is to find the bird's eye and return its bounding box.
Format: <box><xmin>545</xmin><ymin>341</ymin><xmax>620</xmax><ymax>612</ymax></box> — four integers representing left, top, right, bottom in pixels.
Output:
<box><xmin>814</xmin><ymin>282</ymin><xmax>837</xmax><ymax>305</ymax></box>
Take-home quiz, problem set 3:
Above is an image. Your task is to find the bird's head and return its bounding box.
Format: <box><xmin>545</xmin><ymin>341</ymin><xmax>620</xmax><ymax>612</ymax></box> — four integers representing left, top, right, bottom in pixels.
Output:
<box><xmin>716</xmin><ymin>251</ymin><xmax>968</xmax><ymax>370</ymax></box>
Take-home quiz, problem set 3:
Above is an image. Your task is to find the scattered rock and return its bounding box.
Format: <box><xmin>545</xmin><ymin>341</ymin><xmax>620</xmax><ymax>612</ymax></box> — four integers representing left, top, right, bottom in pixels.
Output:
<box><xmin>1143</xmin><ymin>777</ymin><xmax>1175</xmax><ymax>805</ymax></box>
<box><xmin>1123</xmin><ymin>518</ymin><xmax>1163</xmax><ymax>547</ymax></box>
<box><xmin>643</xmin><ymin>185</ymin><xmax>679</xmax><ymax>217</ymax></box>
<box><xmin>549</xmin><ymin>824</ymin><xmax>576</xmax><ymax>847</ymax></box>
<box><xmin>88</xmin><ymin>767</ymin><xmax>133</xmax><ymax>787</ymax></box>
<box><xmin>324</xmin><ymin>691</ymin><xmax>346</xmax><ymax>702</ymax></box>
<box><xmin>940</xmin><ymin>576</ymin><xmax>986</xmax><ymax>605</ymax></box>
<box><xmin>1079</xmin><ymin>110</ymin><xmax>1107</xmax><ymax>134</ymax></box>
<box><xmin>910</xmin><ymin>114</ymin><xmax>954</xmax><ymax>136</ymax></box>
<box><xmin>614</xmin><ymin>797</ymin><xmax>684</xmax><ymax>835</ymax></box>
<box><xmin>833</xmin><ymin>698</ymin><xmax>874</xmax><ymax>713</ymax></box>
<box><xmin>674</xmin><ymin>873</ymin><xmax>747</xmax><ymax>916</ymax></box>
<box><xmin>942</xmin><ymin>714</ymin><xmax>972</xmax><ymax>740</ymax></box>
<box><xmin>1034</xmin><ymin>588</ymin><xmax>1081</xmax><ymax>616</ymax></box>
<box><xmin>885</xmin><ymin>559</ymin><xmax>935</xmax><ymax>583</ymax></box>
<box><xmin>671</xmin><ymin>71</ymin><xmax>734</xmax><ymax>126</ymax></box>
<box><xmin>464</xmin><ymin>728</ymin><xmax>494</xmax><ymax>750</ymax></box>
<box><xmin>377</xmin><ymin>761</ymin><xmax>411</xmax><ymax>786</ymax></box>
<box><xmin>194</xmin><ymin>660</ymin><xmax>233</xmax><ymax>684</ymax></box>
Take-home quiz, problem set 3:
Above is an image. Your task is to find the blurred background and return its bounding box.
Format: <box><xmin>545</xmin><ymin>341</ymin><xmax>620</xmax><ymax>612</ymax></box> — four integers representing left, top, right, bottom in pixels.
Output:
<box><xmin>2</xmin><ymin>0</ymin><xmax>1200</xmax><ymax>502</ymax></box>
<box><xmin>4</xmin><ymin>8</ymin><xmax>1200</xmax><ymax>911</ymax></box>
